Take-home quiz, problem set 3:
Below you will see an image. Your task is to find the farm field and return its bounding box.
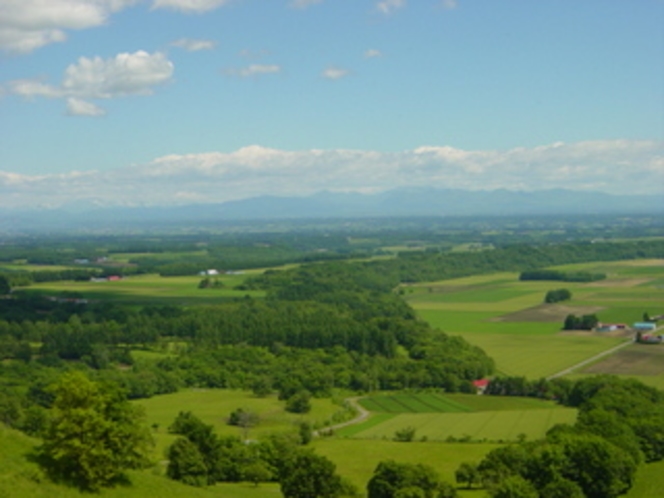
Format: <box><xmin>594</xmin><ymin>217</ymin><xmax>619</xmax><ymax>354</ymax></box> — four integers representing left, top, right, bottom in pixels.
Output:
<box><xmin>135</xmin><ymin>389</ymin><xmax>343</xmax><ymax>457</ymax></box>
<box><xmin>357</xmin><ymin>392</ymin><xmax>561</xmax><ymax>413</ymax></box>
<box><xmin>406</xmin><ymin>260</ymin><xmax>664</xmax><ymax>379</ymax></box>
<box><xmin>21</xmin><ymin>272</ymin><xmax>266</xmax><ymax>305</ymax></box>
<box><xmin>340</xmin><ymin>392</ymin><xmax>576</xmax><ymax>443</ymax></box>
<box><xmin>624</xmin><ymin>459</ymin><xmax>664</xmax><ymax>498</ymax></box>
<box><xmin>314</xmin><ymin>439</ymin><xmax>497</xmax><ymax>497</ymax></box>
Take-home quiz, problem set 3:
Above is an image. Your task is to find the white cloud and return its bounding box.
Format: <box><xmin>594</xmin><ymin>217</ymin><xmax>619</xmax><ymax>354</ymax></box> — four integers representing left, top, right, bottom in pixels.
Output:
<box><xmin>289</xmin><ymin>0</ymin><xmax>323</xmax><ymax>8</ymax></box>
<box><xmin>0</xmin><ymin>140</ymin><xmax>661</xmax><ymax>209</ymax></box>
<box><xmin>0</xmin><ymin>0</ymin><xmax>137</xmax><ymax>54</ymax></box>
<box><xmin>441</xmin><ymin>0</ymin><xmax>457</xmax><ymax>9</ymax></box>
<box><xmin>322</xmin><ymin>67</ymin><xmax>349</xmax><ymax>80</ymax></box>
<box><xmin>7</xmin><ymin>50</ymin><xmax>174</xmax><ymax>114</ymax></box>
<box><xmin>151</xmin><ymin>0</ymin><xmax>232</xmax><ymax>13</ymax></box>
<box><xmin>376</xmin><ymin>0</ymin><xmax>406</xmax><ymax>15</ymax></box>
<box><xmin>224</xmin><ymin>64</ymin><xmax>281</xmax><ymax>77</ymax></box>
<box><xmin>364</xmin><ymin>49</ymin><xmax>382</xmax><ymax>58</ymax></box>
<box><xmin>171</xmin><ymin>38</ymin><xmax>216</xmax><ymax>51</ymax></box>
<box><xmin>66</xmin><ymin>98</ymin><xmax>106</xmax><ymax>116</ymax></box>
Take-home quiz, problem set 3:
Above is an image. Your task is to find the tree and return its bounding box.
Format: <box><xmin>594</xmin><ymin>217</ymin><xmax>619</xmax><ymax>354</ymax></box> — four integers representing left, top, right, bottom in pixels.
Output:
<box><xmin>455</xmin><ymin>462</ymin><xmax>480</xmax><ymax>489</ymax></box>
<box><xmin>489</xmin><ymin>475</ymin><xmax>538</xmax><ymax>498</ymax></box>
<box><xmin>166</xmin><ymin>438</ymin><xmax>208</xmax><ymax>487</ymax></box>
<box><xmin>279</xmin><ymin>450</ymin><xmax>344</xmax><ymax>498</ymax></box>
<box><xmin>285</xmin><ymin>390</ymin><xmax>312</xmax><ymax>414</ymax></box>
<box><xmin>367</xmin><ymin>460</ymin><xmax>454</xmax><ymax>498</ymax></box>
<box><xmin>0</xmin><ymin>275</ymin><xmax>9</xmax><ymax>295</ymax></box>
<box><xmin>539</xmin><ymin>477</ymin><xmax>585</xmax><ymax>498</ymax></box>
<box><xmin>243</xmin><ymin>461</ymin><xmax>272</xmax><ymax>487</ymax></box>
<box><xmin>39</xmin><ymin>372</ymin><xmax>153</xmax><ymax>491</ymax></box>
<box><xmin>393</xmin><ymin>426</ymin><xmax>417</xmax><ymax>442</ymax></box>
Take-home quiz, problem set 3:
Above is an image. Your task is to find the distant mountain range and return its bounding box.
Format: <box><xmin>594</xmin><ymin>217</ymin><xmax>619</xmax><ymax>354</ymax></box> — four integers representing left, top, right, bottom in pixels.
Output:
<box><xmin>1</xmin><ymin>188</ymin><xmax>661</xmax><ymax>232</ymax></box>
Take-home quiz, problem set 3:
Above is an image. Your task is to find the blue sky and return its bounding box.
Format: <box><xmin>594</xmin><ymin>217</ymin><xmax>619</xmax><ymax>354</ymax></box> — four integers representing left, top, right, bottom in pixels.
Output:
<box><xmin>0</xmin><ymin>0</ymin><xmax>662</xmax><ymax>208</ymax></box>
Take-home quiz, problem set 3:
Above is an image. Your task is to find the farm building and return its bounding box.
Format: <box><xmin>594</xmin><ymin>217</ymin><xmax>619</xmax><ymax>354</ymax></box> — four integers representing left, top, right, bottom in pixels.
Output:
<box><xmin>633</xmin><ymin>322</ymin><xmax>657</xmax><ymax>332</ymax></box>
<box><xmin>596</xmin><ymin>323</ymin><xmax>627</xmax><ymax>332</ymax></box>
<box><xmin>200</xmin><ymin>269</ymin><xmax>220</xmax><ymax>276</ymax></box>
<box><xmin>472</xmin><ymin>379</ymin><xmax>490</xmax><ymax>394</ymax></box>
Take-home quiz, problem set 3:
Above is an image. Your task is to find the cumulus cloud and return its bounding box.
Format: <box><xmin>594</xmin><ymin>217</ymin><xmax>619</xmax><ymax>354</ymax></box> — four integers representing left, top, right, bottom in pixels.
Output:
<box><xmin>0</xmin><ymin>0</ymin><xmax>137</xmax><ymax>54</ymax></box>
<box><xmin>151</xmin><ymin>0</ymin><xmax>232</xmax><ymax>13</ymax></box>
<box><xmin>0</xmin><ymin>140</ymin><xmax>661</xmax><ymax>209</ymax></box>
<box><xmin>376</xmin><ymin>0</ymin><xmax>406</xmax><ymax>15</ymax></box>
<box><xmin>322</xmin><ymin>67</ymin><xmax>349</xmax><ymax>80</ymax></box>
<box><xmin>7</xmin><ymin>50</ymin><xmax>174</xmax><ymax>114</ymax></box>
<box><xmin>364</xmin><ymin>49</ymin><xmax>382</xmax><ymax>58</ymax></box>
<box><xmin>223</xmin><ymin>64</ymin><xmax>281</xmax><ymax>77</ymax></box>
<box><xmin>170</xmin><ymin>38</ymin><xmax>216</xmax><ymax>51</ymax></box>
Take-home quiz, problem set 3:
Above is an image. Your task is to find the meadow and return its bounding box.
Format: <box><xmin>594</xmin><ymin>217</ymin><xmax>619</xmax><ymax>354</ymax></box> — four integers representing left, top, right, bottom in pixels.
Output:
<box><xmin>340</xmin><ymin>392</ymin><xmax>576</xmax><ymax>443</ymax></box>
<box><xmin>134</xmin><ymin>389</ymin><xmax>344</xmax><ymax>457</ymax></box>
<box><xmin>405</xmin><ymin>260</ymin><xmax>664</xmax><ymax>379</ymax></box>
<box><xmin>21</xmin><ymin>272</ymin><xmax>266</xmax><ymax>305</ymax></box>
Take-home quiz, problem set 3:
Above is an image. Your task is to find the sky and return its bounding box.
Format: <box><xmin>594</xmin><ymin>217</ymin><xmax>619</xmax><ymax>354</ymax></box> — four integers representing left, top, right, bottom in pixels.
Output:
<box><xmin>0</xmin><ymin>0</ymin><xmax>662</xmax><ymax>209</ymax></box>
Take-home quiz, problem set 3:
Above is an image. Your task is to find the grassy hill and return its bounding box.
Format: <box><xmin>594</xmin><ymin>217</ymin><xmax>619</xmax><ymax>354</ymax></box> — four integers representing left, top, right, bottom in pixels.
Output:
<box><xmin>0</xmin><ymin>425</ymin><xmax>279</xmax><ymax>498</ymax></box>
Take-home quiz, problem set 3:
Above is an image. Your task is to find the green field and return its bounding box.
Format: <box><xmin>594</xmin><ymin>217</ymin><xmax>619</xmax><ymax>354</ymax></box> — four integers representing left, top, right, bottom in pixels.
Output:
<box><xmin>406</xmin><ymin>260</ymin><xmax>664</xmax><ymax>379</ymax></box>
<box><xmin>21</xmin><ymin>273</ymin><xmax>266</xmax><ymax>305</ymax></box>
<box><xmin>345</xmin><ymin>409</ymin><xmax>576</xmax><ymax>442</ymax></box>
<box><xmin>135</xmin><ymin>389</ymin><xmax>343</xmax><ymax>457</ymax></box>
<box><xmin>314</xmin><ymin>439</ymin><xmax>497</xmax><ymax>497</ymax></box>
<box><xmin>0</xmin><ymin>425</ymin><xmax>281</xmax><ymax>498</ymax></box>
<box><xmin>344</xmin><ymin>393</ymin><xmax>576</xmax><ymax>443</ymax></box>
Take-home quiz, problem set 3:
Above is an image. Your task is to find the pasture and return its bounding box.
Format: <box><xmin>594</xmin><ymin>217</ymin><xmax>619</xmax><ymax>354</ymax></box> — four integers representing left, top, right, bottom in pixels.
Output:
<box><xmin>405</xmin><ymin>260</ymin><xmax>664</xmax><ymax>379</ymax></box>
<box><xmin>342</xmin><ymin>392</ymin><xmax>575</xmax><ymax>443</ymax></box>
<box><xmin>314</xmin><ymin>439</ymin><xmax>497</xmax><ymax>497</ymax></box>
<box><xmin>135</xmin><ymin>388</ymin><xmax>342</xmax><ymax>457</ymax></box>
<box><xmin>21</xmin><ymin>272</ymin><xmax>266</xmax><ymax>305</ymax></box>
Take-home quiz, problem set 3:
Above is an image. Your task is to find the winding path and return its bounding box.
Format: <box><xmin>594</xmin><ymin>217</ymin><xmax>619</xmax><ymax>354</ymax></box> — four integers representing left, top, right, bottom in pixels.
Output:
<box><xmin>315</xmin><ymin>397</ymin><xmax>370</xmax><ymax>436</ymax></box>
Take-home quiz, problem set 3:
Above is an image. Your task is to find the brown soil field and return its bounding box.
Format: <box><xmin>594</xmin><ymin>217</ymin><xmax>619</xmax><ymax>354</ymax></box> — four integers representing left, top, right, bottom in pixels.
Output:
<box><xmin>492</xmin><ymin>303</ymin><xmax>605</xmax><ymax>323</ymax></box>
<box><xmin>583</xmin><ymin>344</ymin><xmax>664</xmax><ymax>376</ymax></box>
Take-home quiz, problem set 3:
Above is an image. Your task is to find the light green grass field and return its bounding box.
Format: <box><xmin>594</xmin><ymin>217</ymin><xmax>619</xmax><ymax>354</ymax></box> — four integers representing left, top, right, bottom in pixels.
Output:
<box><xmin>315</xmin><ymin>439</ymin><xmax>496</xmax><ymax>496</ymax></box>
<box><xmin>135</xmin><ymin>389</ymin><xmax>342</xmax><ymax>457</ymax></box>
<box><xmin>357</xmin><ymin>392</ymin><xmax>562</xmax><ymax>414</ymax></box>
<box><xmin>407</xmin><ymin>261</ymin><xmax>664</xmax><ymax>379</ymax></box>
<box><xmin>345</xmin><ymin>408</ymin><xmax>576</xmax><ymax>443</ymax></box>
<box><xmin>0</xmin><ymin>425</ymin><xmax>279</xmax><ymax>498</ymax></box>
<box><xmin>624</xmin><ymin>459</ymin><xmax>664</xmax><ymax>498</ymax></box>
<box><xmin>23</xmin><ymin>273</ymin><xmax>265</xmax><ymax>305</ymax></box>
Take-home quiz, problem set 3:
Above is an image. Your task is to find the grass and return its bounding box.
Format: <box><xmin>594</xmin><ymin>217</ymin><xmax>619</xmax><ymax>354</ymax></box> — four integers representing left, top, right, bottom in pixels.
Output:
<box><xmin>406</xmin><ymin>261</ymin><xmax>664</xmax><ymax>379</ymax></box>
<box><xmin>21</xmin><ymin>273</ymin><xmax>265</xmax><ymax>305</ymax></box>
<box><xmin>345</xmin><ymin>408</ymin><xmax>576</xmax><ymax>443</ymax></box>
<box><xmin>135</xmin><ymin>389</ymin><xmax>342</xmax><ymax>457</ymax></box>
<box><xmin>0</xmin><ymin>425</ymin><xmax>280</xmax><ymax>498</ymax></box>
<box><xmin>624</xmin><ymin>459</ymin><xmax>664</xmax><ymax>498</ymax></box>
<box><xmin>315</xmin><ymin>439</ymin><xmax>496</xmax><ymax>496</ymax></box>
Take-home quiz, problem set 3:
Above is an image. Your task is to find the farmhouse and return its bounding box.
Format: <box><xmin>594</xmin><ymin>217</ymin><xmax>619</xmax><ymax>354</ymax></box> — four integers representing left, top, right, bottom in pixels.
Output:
<box><xmin>472</xmin><ymin>379</ymin><xmax>490</xmax><ymax>394</ymax></box>
<box><xmin>200</xmin><ymin>269</ymin><xmax>220</xmax><ymax>276</ymax></box>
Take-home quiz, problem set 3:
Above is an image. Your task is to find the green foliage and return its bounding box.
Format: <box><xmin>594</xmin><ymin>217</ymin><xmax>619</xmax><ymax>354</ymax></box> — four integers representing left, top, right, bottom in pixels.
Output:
<box><xmin>166</xmin><ymin>438</ymin><xmax>208</xmax><ymax>486</ymax></box>
<box><xmin>393</xmin><ymin>426</ymin><xmax>417</xmax><ymax>442</ymax></box>
<box><xmin>454</xmin><ymin>462</ymin><xmax>480</xmax><ymax>489</ymax></box>
<box><xmin>489</xmin><ymin>475</ymin><xmax>538</xmax><ymax>498</ymax></box>
<box><xmin>38</xmin><ymin>371</ymin><xmax>153</xmax><ymax>491</ymax></box>
<box><xmin>367</xmin><ymin>460</ymin><xmax>456</xmax><ymax>498</ymax></box>
<box><xmin>544</xmin><ymin>288</ymin><xmax>571</xmax><ymax>304</ymax></box>
<box><xmin>279</xmin><ymin>450</ymin><xmax>345</xmax><ymax>498</ymax></box>
<box><xmin>520</xmin><ymin>269</ymin><xmax>605</xmax><ymax>282</ymax></box>
<box><xmin>286</xmin><ymin>390</ymin><xmax>312</xmax><ymax>414</ymax></box>
<box><xmin>0</xmin><ymin>275</ymin><xmax>10</xmax><ymax>294</ymax></box>
<box><xmin>563</xmin><ymin>313</ymin><xmax>599</xmax><ymax>330</ymax></box>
